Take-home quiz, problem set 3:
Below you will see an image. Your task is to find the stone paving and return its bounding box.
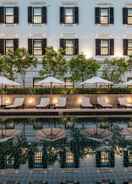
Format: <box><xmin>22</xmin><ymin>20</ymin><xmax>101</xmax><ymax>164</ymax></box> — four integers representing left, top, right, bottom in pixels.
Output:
<box><xmin>0</xmin><ymin>155</ymin><xmax>132</xmax><ymax>184</ymax></box>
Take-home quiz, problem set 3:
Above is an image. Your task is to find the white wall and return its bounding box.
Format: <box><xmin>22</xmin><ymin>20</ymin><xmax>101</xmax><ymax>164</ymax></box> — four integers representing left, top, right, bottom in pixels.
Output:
<box><xmin>0</xmin><ymin>0</ymin><xmax>132</xmax><ymax>84</ymax></box>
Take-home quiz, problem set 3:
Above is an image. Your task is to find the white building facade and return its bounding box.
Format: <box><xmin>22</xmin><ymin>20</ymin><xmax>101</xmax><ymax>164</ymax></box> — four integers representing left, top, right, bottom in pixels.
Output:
<box><xmin>0</xmin><ymin>0</ymin><xmax>132</xmax><ymax>84</ymax></box>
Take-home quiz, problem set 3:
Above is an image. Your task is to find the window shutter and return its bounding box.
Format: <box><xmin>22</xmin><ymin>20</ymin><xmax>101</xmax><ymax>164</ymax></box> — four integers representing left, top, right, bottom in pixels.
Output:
<box><xmin>60</xmin><ymin>39</ymin><xmax>65</xmax><ymax>49</ymax></box>
<box><xmin>110</xmin><ymin>151</ymin><xmax>115</xmax><ymax>167</ymax></box>
<box><xmin>123</xmin><ymin>39</ymin><xmax>128</xmax><ymax>56</ymax></box>
<box><xmin>28</xmin><ymin>39</ymin><xmax>33</xmax><ymax>54</ymax></box>
<box><xmin>110</xmin><ymin>8</ymin><xmax>114</xmax><ymax>24</ymax></box>
<box><xmin>42</xmin><ymin>7</ymin><xmax>47</xmax><ymax>24</ymax></box>
<box><xmin>14</xmin><ymin>7</ymin><xmax>19</xmax><ymax>24</ymax></box>
<box><xmin>0</xmin><ymin>39</ymin><xmax>4</xmax><ymax>54</ymax></box>
<box><xmin>74</xmin><ymin>39</ymin><xmax>79</xmax><ymax>55</ymax></box>
<box><xmin>110</xmin><ymin>39</ymin><xmax>114</xmax><ymax>55</ymax></box>
<box><xmin>123</xmin><ymin>8</ymin><xmax>128</xmax><ymax>24</ymax></box>
<box><xmin>96</xmin><ymin>151</ymin><xmax>101</xmax><ymax>167</ymax></box>
<box><xmin>74</xmin><ymin>7</ymin><xmax>79</xmax><ymax>24</ymax></box>
<box><xmin>42</xmin><ymin>39</ymin><xmax>47</xmax><ymax>55</ymax></box>
<box><xmin>95</xmin><ymin>8</ymin><xmax>100</xmax><ymax>24</ymax></box>
<box><xmin>123</xmin><ymin>150</ymin><xmax>128</xmax><ymax>167</ymax></box>
<box><xmin>60</xmin><ymin>7</ymin><xmax>65</xmax><ymax>24</ymax></box>
<box><xmin>0</xmin><ymin>7</ymin><xmax>4</xmax><ymax>23</ymax></box>
<box><xmin>28</xmin><ymin>7</ymin><xmax>32</xmax><ymax>23</ymax></box>
<box><xmin>14</xmin><ymin>39</ymin><xmax>19</xmax><ymax>52</ymax></box>
<box><xmin>95</xmin><ymin>39</ymin><xmax>101</xmax><ymax>55</ymax></box>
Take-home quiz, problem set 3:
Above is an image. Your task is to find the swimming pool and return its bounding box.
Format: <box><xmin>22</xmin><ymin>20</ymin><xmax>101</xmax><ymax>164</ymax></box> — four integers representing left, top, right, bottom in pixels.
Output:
<box><xmin>0</xmin><ymin>116</ymin><xmax>132</xmax><ymax>184</ymax></box>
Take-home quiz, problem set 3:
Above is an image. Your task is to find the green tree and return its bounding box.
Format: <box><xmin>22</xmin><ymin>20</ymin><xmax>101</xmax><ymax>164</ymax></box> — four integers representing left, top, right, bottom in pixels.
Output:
<box><xmin>0</xmin><ymin>51</ymin><xmax>17</xmax><ymax>80</ymax></box>
<box><xmin>102</xmin><ymin>58</ymin><xmax>128</xmax><ymax>83</ymax></box>
<box><xmin>40</xmin><ymin>47</ymin><xmax>67</xmax><ymax>79</ymax></box>
<box><xmin>0</xmin><ymin>49</ymin><xmax>37</xmax><ymax>86</ymax></box>
<box><xmin>68</xmin><ymin>54</ymin><xmax>100</xmax><ymax>86</ymax></box>
<box><xmin>14</xmin><ymin>48</ymin><xmax>37</xmax><ymax>86</ymax></box>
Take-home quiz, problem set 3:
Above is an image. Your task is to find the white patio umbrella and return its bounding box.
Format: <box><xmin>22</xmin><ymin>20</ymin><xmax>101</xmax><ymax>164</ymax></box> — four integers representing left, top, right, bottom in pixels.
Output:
<box><xmin>79</xmin><ymin>76</ymin><xmax>113</xmax><ymax>87</ymax></box>
<box><xmin>0</xmin><ymin>76</ymin><xmax>20</xmax><ymax>87</ymax></box>
<box><xmin>0</xmin><ymin>76</ymin><xmax>20</xmax><ymax>106</ymax></box>
<box><xmin>122</xmin><ymin>80</ymin><xmax>132</xmax><ymax>86</ymax></box>
<box><xmin>35</xmin><ymin>76</ymin><xmax>65</xmax><ymax>94</ymax></box>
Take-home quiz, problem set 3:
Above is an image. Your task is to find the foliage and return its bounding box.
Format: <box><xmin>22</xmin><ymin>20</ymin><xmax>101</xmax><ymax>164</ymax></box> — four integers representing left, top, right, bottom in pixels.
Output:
<box><xmin>68</xmin><ymin>54</ymin><xmax>100</xmax><ymax>85</ymax></box>
<box><xmin>40</xmin><ymin>47</ymin><xmax>67</xmax><ymax>79</ymax></box>
<box><xmin>0</xmin><ymin>48</ymin><xmax>37</xmax><ymax>85</ymax></box>
<box><xmin>111</xmin><ymin>125</ymin><xmax>125</xmax><ymax>149</ymax></box>
<box><xmin>102</xmin><ymin>58</ymin><xmax>128</xmax><ymax>83</ymax></box>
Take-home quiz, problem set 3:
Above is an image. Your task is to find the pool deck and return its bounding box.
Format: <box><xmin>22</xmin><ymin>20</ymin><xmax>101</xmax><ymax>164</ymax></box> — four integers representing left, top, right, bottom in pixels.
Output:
<box><xmin>0</xmin><ymin>108</ymin><xmax>132</xmax><ymax>116</ymax></box>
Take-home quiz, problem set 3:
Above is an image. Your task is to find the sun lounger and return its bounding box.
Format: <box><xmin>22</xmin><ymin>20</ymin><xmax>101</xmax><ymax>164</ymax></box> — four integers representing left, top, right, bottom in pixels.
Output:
<box><xmin>54</xmin><ymin>97</ymin><xmax>66</xmax><ymax>108</ymax></box>
<box><xmin>5</xmin><ymin>97</ymin><xmax>24</xmax><ymax>109</ymax></box>
<box><xmin>36</xmin><ymin>97</ymin><xmax>50</xmax><ymax>108</ymax></box>
<box><xmin>80</xmin><ymin>97</ymin><xmax>93</xmax><ymax>108</ymax></box>
<box><xmin>97</xmin><ymin>97</ymin><xmax>112</xmax><ymax>108</ymax></box>
<box><xmin>118</xmin><ymin>97</ymin><xmax>132</xmax><ymax>108</ymax></box>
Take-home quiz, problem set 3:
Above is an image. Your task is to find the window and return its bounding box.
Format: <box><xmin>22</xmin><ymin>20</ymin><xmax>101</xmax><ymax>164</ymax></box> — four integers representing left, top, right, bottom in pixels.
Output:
<box><xmin>96</xmin><ymin>39</ymin><xmax>114</xmax><ymax>56</ymax></box>
<box><xmin>100</xmin><ymin>8</ymin><xmax>109</xmax><ymax>24</ymax></box>
<box><xmin>66</xmin><ymin>152</ymin><xmax>74</xmax><ymax>163</ymax></box>
<box><xmin>100</xmin><ymin>40</ymin><xmax>109</xmax><ymax>56</ymax></box>
<box><xmin>5</xmin><ymin>40</ymin><xmax>14</xmax><ymax>54</ymax></box>
<box><xmin>5</xmin><ymin>8</ymin><xmax>14</xmax><ymax>24</ymax></box>
<box><xmin>100</xmin><ymin>152</ymin><xmax>109</xmax><ymax>163</ymax></box>
<box><xmin>33</xmin><ymin>40</ymin><xmax>42</xmax><ymax>56</ymax></box>
<box><xmin>65</xmin><ymin>40</ymin><xmax>74</xmax><ymax>55</ymax></box>
<box><xmin>128</xmin><ymin>9</ymin><xmax>132</xmax><ymax>25</ymax></box>
<box><xmin>34</xmin><ymin>152</ymin><xmax>43</xmax><ymax>164</ymax></box>
<box><xmin>60</xmin><ymin>39</ymin><xmax>79</xmax><ymax>55</ymax></box>
<box><xmin>60</xmin><ymin>7</ymin><xmax>79</xmax><ymax>24</ymax></box>
<box><xmin>28</xmin><ymin>39</ymin><xmax>47</xmax><ymax>56</ymax></box>
<box><xmin>95</xmin><ymin>7</ymin><xmax>114</xmax><ymax>24</ymax></box>
<box><xmin>128</xmin><ymin>40</ymin><xmax>132</xmax><ymax>55</ymax></box>
<box><xmin>32</xmin><ymin>8</ymin><xmax>42</xmax><ymax>24</ymax></box>
<box><xmin>64</xmin><ymin>8</ymin><xmax>74</xmax><ymax>24</ymax></box>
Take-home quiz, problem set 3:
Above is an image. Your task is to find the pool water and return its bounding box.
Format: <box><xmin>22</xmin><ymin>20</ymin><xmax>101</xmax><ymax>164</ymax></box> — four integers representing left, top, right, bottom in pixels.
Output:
<box><xmin>0</xmin><ymin>116</ymin><xmax>132</xmax><ymax>184</ymax></box>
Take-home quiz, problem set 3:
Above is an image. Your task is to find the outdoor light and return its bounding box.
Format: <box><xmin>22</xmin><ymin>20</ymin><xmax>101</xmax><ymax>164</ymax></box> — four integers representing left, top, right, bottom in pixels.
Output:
<box><xmin>27</xmin><ymin>97</ymin><xmax>36</xmax><ymax>106</ymax></box>
<box><xmin>4</xmin><ymin>96</ymin><xmax>12</xmax><ymax>105</ymax></box>
<box><xmin>127</xmin><ymin>97</ymin><xmax>132</xmax><ymax>104</ymax></box>
<box><xmin>52</xmin><ymin>97</ymin><xmax>58</xmax><ymax>105</ymax></box>
<box><xmin>105</xmin><ymin>97</ymin><xmax>109</xmax><ymax>103</ymax></box>
<box><xmin>77</xmin><ymin>97</ymin><xmax>82</xmax><ymax>104</ymax></box>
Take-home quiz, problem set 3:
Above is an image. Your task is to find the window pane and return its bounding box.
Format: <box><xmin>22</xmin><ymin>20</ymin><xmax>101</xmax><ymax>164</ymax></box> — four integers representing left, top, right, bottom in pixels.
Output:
<box><xmin>128</xmin><ymin>9</ymin><xmax>132</xmax><ymax>16</ymax></box>
<box><xmin>128</xmin><ymin>17</ymin><xmax>132</xmax><ymax>24</ymax></box>
<box><xmin>66</xmin><ymin>152</ymin><xmax>74</xmax><ymax>163</ymax></box>
<box><xmin>6</xmin><ymin>8</ymin><xmax>14</xmax><ymax>15</ymax></box>
<box><xmin>101</xmin><ymin>40</ymin><xmax>108</xmax><ymax>47</ymax></box>
<box><xmin>64</xmin><ymin>8</ymin><xmax>74</xmax><ymax>24</ymax></box>
<box><xmin>33</xmin><ymin>40</ymin><xmax>42</xmax><ymax>56</ymax></box>
<box><xmin>34</xmin><ymin>8</ymin><xmax>41</xmax><ymax>16</ymax></box>
<box><xmin>65</xmin><ymin>40</ymin><xmax>74</xmax><ymax>55</ymax></box>
<box><xmin>101</xmin><ymin>9</ymin><xmax>108</xmax><ymax>16</ymax></box>
<box><xmin>34</xmin><ymin>152</ymin><xmax>43</xmax><ymax>163</ymax></box>
<box><xmin>100</xmin><ymin>152</ymin><xmax>109</xmax><ymax>163</ymax></box>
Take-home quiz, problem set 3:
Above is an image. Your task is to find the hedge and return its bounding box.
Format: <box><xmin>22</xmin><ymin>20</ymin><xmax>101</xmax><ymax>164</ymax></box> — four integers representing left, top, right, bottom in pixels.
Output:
<box><xmin>0</xmin><ymin>87</ymin><xmax>132</xmax><ymax>95</ymax></box>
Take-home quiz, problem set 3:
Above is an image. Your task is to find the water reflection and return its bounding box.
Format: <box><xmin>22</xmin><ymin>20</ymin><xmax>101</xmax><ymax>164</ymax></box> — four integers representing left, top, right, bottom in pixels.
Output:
<box><xmin>0</xmin><ymin>117</ymin><xmax>131</xmax><ymax>170</ymax></box>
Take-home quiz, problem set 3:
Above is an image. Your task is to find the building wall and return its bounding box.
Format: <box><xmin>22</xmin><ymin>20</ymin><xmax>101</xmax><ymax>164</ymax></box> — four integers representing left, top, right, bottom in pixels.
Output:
<box><xmin>0</xmin><ymin>0</ymin><xmax>132</xmax><ymax>85</ymax></box>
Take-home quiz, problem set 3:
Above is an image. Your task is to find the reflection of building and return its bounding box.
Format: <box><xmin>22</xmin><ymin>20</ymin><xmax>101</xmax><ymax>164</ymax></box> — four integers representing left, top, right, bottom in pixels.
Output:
<box><xmin>96</xmin><ymin>146</ymin><xmax>115</xmax><ymax>168</ymax></box>
<box><xmin>28</xmin><ymin>146</ymin><xmax>47</xmax><ymax>169</ymax></box>
<box><xmin>124</xmin><ymin>147</ymin><xmax>132</xmax><ymax>167</ymax></box>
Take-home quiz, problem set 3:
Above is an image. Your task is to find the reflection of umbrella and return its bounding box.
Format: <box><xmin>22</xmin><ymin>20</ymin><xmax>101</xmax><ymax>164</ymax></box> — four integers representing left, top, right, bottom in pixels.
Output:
<box><xmin>35</xmin><ymin>76</ymin><xmax>65</xmax><ymax>94</ymax></box>
<box><xmin>121</xmin><ymin>128</ymin><xmax>132</xmax><ymax>140</ymax></box>
<box><xmin>0</xmin><ymin>129</ymin><xmax>20</xmax><ymax>143</ymax></box>
<box><xmin>36</xmin><ymin>128</ymin><xmax>65</xmax><ymax>142</ymax></box>
<box><xmin>79</xmin><ymin>76</ymin><xmax>113</xmax><ymax>87</ymax></box>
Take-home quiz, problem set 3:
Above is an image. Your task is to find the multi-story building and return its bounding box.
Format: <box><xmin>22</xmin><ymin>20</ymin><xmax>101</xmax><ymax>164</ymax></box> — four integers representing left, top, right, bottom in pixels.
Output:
<box><xmin>0</xmin><ymin>0</ymin><xmax>132</xmax><ymax>84</ymax></box>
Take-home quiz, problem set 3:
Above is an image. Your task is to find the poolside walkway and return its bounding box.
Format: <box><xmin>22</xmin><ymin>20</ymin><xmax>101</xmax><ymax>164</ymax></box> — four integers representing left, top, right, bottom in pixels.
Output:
<box><xmin>0</xmin><ymin>108</ymin><xmax>132</xmax><ymax>116</ymax></box>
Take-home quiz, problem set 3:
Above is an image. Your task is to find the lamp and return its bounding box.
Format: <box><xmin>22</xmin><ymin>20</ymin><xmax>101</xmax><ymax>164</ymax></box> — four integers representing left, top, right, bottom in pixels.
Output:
<box><xmin>27</xmin><ymin>97</ymin><xmax>36</xmax><ymax>106</ymax></box>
